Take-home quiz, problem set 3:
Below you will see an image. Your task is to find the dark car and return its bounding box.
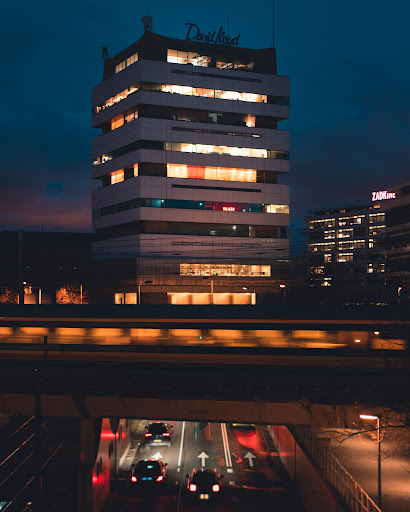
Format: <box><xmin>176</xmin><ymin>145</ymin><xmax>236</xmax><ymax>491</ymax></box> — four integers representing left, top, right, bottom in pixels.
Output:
<box><xmin>131</xmin><ymin>459</ymin><xmax>168</xmax><ymax>487</ymax></box>
<box><xmin>144</xmin><ymin>422</ymin><xmax>172</xmax><ymax>447</ymax></box>
<box><xmin>186</xmin><ymin>468</ymin><xmax>223</xmax><ymax>502</ymax></box>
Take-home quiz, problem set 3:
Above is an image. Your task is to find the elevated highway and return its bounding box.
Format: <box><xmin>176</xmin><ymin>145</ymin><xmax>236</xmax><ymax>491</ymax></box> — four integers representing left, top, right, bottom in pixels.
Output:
<box><xmin>0</xmin><ymin>304</ymin><xmax>408</xmax><ymax>426</ymax></box>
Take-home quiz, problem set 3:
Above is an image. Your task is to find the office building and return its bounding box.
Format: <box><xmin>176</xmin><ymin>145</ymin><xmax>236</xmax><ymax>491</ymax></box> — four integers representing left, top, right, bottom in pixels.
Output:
<box><xmin>91</xmin><ymin>27</ymin><xmax>290</xmax><ymax>304</ymax></box>
<box><xmin>307</xmin><ymin>201</ymin><xmax>386</xmax><ymax>287</ymax></box>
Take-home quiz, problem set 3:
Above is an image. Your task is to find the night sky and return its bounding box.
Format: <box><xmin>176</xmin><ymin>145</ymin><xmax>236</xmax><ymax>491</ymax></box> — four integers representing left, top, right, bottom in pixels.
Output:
<box><xmin>1</xmin><ymin>0</ymin><xmax>409</xmax><ymax>245</ymax></box>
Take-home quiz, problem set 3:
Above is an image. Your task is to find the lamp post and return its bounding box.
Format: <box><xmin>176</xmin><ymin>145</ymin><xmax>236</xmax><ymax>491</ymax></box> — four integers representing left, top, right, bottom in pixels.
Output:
<box><xmin>279</xmin><ymin>284</ymin><xmax>286</xmax><ymax>304</ymax></box>
<box><xmin>136</xmin><ymin>280</ymin><xmax>153</xmax><ymax>305</ymax></box>
<box><xmin>202</xmin><ymin>277</ymin><xmax>214</xmax><ymax>304</ymax></box>
<box><xmin>398</xmin><ymin>286</ymin><xmax>402</xmax><ymax>305</ymax></box>
<box><xmin>360</xmin><ymin>414</ymin><xmax>381</xmax><ymax>508</ymax></box>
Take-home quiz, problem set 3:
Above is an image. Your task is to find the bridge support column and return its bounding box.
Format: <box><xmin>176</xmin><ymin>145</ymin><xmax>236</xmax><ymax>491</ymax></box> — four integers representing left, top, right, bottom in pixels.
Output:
<box><xmin>78</xmin><ymin>419</ymin><xmax>96</xmax><ymax>512</ymax></box>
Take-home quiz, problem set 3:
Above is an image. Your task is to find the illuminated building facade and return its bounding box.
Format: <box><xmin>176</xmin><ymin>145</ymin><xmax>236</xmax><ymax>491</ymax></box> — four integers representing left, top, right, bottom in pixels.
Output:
<box><xmin>307</xmin><ymin>202</ymin><xmax>387</xmax><ymax>287</ymax></box>
<box><xmin>382</xmin><ymin>180</ymin><xmax>410</xmax><ymax>278</ymax></box>
<box><xmin>92</xmin><ymin>29</ymin><xmax>290</xmax><ymax>304</ymax></box>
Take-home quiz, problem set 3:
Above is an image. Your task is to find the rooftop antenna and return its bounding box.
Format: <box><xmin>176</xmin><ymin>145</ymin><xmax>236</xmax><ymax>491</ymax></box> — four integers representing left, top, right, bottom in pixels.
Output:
<box><xmin>102</xmin><ymin>45</ymin><xmax>109</xmax><ymax>60</ymax></box>
<box><xmin>272</xmin><ymin>0</ymin><xmax>275</xmax><ymax>48</ymax></box>
<box><xmin>142</xmin><ymin>15</ymin><xmax>153</xmax><ymax>32</ymax></box>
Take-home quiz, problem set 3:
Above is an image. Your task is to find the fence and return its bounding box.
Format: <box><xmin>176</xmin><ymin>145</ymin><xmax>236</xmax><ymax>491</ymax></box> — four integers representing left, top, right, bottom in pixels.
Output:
<box><xmin>291</xmin><ymin>425</ymin><xmax>382</xmax><ymax>512</ymax></box>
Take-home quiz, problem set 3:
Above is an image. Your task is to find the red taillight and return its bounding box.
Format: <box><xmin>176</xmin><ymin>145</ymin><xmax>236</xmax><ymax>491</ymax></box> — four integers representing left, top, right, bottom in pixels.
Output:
<box><xmin>131</xmin><ymin>476</ymin><xmax>137</xmax><ymax>482</ymax></box>
<box><xmin>189</xmin><ymin>484</ymin><xmax>197</xmax><ymax>492</ymax></box>
<box><xmin>212</xmin><ymin>484</ymin><xmax>220</xmax><ymax>492</ymax></box>
<box><xmin>163</xmin><ymin>433</ymin><xmax>170</xmax><ymax>436</ymax></box>
<box><xmin>145</xmin><ymin>433</ymin><xmax>152</xmax><ymax>437</ymax></box>
<box><xmin>156</xmin><ymin>475</ymin><xmax>163</xmax><ymax>482</ymax></box>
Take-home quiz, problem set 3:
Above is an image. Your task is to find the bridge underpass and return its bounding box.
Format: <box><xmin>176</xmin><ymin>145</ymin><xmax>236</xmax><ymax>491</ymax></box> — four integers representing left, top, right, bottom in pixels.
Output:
<box><xmin>0</xmin><ymin>306</ymin><xmax>409</xmax><ymax>511</ymax></box>
<box><xmin>0</xmin><ymin>345</ymin><xmax>408</xmax><ymax>425</ymax></box>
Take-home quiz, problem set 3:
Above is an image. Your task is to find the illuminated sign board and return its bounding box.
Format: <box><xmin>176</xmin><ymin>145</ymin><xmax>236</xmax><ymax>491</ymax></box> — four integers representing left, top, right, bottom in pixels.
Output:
<box><xmin>372</xmin><ymin>190</ymin><xmax>396</xmax><ymax>201</ymax></box>
<box><xmin>185</xmin><ymin>23</ymin><xmax>240</xmax><ymax>46</ymax></box>
<box><xmin>222</xmin><ymin>206</ymin><xmax>236</xmax><ymax>211</ymax></box>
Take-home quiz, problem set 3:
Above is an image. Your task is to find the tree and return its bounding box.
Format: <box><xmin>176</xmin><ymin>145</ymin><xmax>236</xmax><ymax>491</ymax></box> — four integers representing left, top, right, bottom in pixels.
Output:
<box><xmin>56</xmin><ymin>285</ymin><xmax>88</xmax><ymax>304</ymax></box>
<box><xmin>0</xmin><ymin>288</ymin><xmax>18</xmax><ymax>304</ymax></box>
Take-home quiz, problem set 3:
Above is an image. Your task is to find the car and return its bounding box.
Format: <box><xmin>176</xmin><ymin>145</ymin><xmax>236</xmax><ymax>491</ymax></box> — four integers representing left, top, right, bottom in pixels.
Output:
<box><xmin>144</xmin><ymin>421</ymin><xmax>172</xmax><ymax>447</ymax></box>
<box><xmin>131</xmin><ymin>459</ymin><xmax>168</xmax><ymax>487</ymax></box>
<box><xmin>186</xmin><ymin>468</ymin><xmax>223</xmax><ymax>502</ymax></box>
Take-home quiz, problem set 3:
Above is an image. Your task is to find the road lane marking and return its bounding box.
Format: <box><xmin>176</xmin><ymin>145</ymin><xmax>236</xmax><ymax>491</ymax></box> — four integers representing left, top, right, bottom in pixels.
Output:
<box><xmin>177</xmin><ymin>420</ymin><xmax>186</xmax><ymax>472</ymax></box>
<box><xmin>198</xmin><ymin>451</ymin><xmax>209</xmax><ymax>467</ymax></box>
<box><xmin>221</xmin><ymin>423</ymin><xmax>233</xmax><ymax>472</ymax></box>
<box><xmin>244</xmin><ymin>452</ymin><xmax>256</xmax><ymax>467</ymax></box>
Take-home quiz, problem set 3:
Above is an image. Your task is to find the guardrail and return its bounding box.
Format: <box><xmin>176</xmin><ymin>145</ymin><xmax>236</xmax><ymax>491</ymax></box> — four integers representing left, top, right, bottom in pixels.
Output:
<box><xmin>292</xmin><ymin>425</ymin><xmax>382</xmax><ymax>512</ymax></box>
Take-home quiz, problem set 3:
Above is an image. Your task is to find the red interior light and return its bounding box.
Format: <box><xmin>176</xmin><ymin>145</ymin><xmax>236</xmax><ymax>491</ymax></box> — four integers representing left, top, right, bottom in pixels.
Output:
<box><xmin>189</xmin><ymin>484</ymin><xmax>197</xmax><ymax>492</ymax></box>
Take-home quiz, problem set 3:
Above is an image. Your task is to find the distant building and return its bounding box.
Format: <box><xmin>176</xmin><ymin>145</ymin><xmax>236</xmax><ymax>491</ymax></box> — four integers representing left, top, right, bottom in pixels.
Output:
<box><xmin>382</xmin><ymin>180</ymin><xmax>410</xmax><ymax>280</ymax></box>
<box><xmin>306</xmin><ymin>202</ymin><xmax>386</xmax><ymax>288</ymax></box>
<box><xmin>91</xmin><ymin>28</ymin><xmax>291</xmax><ymax>304</ymax></box>
<box><xmin>307</xmin><ymin>181</ymin><xmax>410</xmax><ymax>295</ymax></box>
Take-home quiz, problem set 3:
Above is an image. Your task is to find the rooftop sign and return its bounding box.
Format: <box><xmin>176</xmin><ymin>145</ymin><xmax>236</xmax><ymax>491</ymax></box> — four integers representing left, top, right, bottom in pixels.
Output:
<box><xmin>185</xmin><ymin>23</ymin><xmax>240</xmax><ymax>47</ymax></box>
<box><xmin>372</xmin><ymin>190</ymin><xmax>396</xmax><ymax>201</ymax></box>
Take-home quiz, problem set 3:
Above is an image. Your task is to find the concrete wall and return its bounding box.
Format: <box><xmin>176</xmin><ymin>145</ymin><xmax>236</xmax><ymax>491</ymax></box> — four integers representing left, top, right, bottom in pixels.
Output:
<box><xmin>269</xmin><ymin>425</ymin><xmax>340</xmax><ymax>512</ymax></box>
<box><xmin>92</xmin><ymin>418</ymin><xmax>130</xmax><ymax>512</ymax></box>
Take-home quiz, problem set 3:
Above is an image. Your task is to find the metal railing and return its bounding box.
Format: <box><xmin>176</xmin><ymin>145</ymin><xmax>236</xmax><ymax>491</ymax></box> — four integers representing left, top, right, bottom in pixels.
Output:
<box><xmin>291</xmin><ymin>425</ymin><xmax>382</xmax><ymax>512</ymax></box>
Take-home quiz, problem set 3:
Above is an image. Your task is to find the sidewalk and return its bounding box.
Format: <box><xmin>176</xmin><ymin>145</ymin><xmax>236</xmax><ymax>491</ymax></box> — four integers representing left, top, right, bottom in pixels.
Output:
<box><xmin>313</xmin><ymin>428</ymin><xmax>410</xmax><ymax>512</ymax></box>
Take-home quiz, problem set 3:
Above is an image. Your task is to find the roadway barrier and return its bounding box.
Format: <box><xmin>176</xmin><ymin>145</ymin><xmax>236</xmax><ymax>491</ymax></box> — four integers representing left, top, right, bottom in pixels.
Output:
<box><xmin>290</xmin><ymin>425</ymin><xmax>382</xmax><ymax>512</ymax></box>
<box><xmin>269</xmin><ymin>425</ymin><xmax>340</xmax><ymax>512</ymax></box>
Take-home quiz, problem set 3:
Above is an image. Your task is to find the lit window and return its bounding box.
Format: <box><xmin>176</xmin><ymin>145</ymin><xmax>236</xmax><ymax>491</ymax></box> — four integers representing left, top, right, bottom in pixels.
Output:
<box><xmin>115</xmin><ymin>52</ymin><xmax>138</xmax><ymax>74</ymax></box>
<box><xmin>337</xmin><ymin>253</ymin><xmax>353</xmax><ymax>262</ymax></box>
<box><xmin>111</xmin><ymin>170</ymin><xmax>124</xmax><ymax>185</ymax></box>
<box><xmin>167</xmin><ymin>49</ymin><xmax>211</xmax><ymax>67</ymax></box>
<box><xmin>180</xmin><ymin>263</ymin><xmax>271</xmax><ymax>277</ymax></box>
<box><xmin>166</xmin><ymin>142</ymin><xmax>287</xmax><ymax>159</ymax></box>
<box><xmin>160</xmin><ymin>84</ymin><xmax>267</xmax><ymax>104</ymax></box>
<box><xmin>167</xmin><ymin>164</ymin><xmax>257</xmax><ymax>183</ymax></box>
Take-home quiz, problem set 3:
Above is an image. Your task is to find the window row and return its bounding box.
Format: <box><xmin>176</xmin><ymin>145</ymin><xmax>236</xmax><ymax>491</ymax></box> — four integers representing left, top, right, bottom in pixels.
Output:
<box><xmin>101</xmin><ymin>163</ymin><xmax>278</xmax><ymax>186</ymax></box>
<box><xmin>165</xmin><ymin>142</ymin><xmax>288</xmax><ymax>159</ymax></box>
<box><xmin>93</xmin><ymin>81</ymin><xmax>288</xmax><ymax>113</ymax></box>
<box><xmin>309</xmin><ymin>212</ymin><xmax>385</xmax><ymax>229</ymax></box>
<box><xmin>167</xmin><ymin>49</ymin><xmax>255</xmax><ymax>71</ymax></box>
<box><xmin>321</xmin><ymin>228</ymin><xmax>383</xmax><ymax>240</ymax></box>
<box><xmin>92</xmin><ymin>197</ymin><xmax>289</xmax><ymax>218</ymax></box>
<box><xmin>172</xmin><ymin>126</ymin><xmax>261</xmax><ymax>138</ymax></box>
<box><xmin>309</xmin><ymin>239</ymin><xmax>380</xmax><ymax>252</ymax></box>
<box><xmin>160</xmin><ymin>83</ymin><xmax>267</xmax><ymax>103</ymax></box>
<box><xmin>92</xmin><ymin>140</ymin><xmax>289</xmax><ymax>166</ymax></box>
<box><xmin>97</xmin><ymin>220</ymin><xmax>287</xmax><ymax>239</ymax></box>
<box><xmin>115</xmin><ymin>52</ymin><xmax>138</xmax><ymax>74</ymax></box>
<box><xmin>180</xmin><ymin>263</ymin><xmax>271</xmax><ymax>277</ymax></box>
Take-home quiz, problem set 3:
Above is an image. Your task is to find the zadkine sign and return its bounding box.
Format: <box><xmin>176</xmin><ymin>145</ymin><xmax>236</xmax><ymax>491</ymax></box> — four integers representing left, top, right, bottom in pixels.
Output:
<box><xmin>185</xmin><ymin>23</ymin><xmax>240</xmax><ymax>46</ymax></box>
<box><xmin>372</xmin><ymin>190</ymin><xmax>396</xmax><ymax>201</ymax></box>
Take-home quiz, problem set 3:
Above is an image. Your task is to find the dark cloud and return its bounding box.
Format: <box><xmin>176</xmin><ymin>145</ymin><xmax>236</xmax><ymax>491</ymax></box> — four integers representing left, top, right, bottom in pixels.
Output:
<box><xmin>1</xmin><ymin>0</ymin><xmax>409</xmax><ymax>236</ymax></box>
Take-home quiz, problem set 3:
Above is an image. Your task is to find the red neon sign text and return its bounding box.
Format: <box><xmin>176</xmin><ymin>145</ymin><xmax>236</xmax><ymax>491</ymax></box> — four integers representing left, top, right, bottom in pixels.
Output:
<box><xmin>222</xmin><ymin>206</ymin><xmax>236</xmax><ymax>211</ymax></box>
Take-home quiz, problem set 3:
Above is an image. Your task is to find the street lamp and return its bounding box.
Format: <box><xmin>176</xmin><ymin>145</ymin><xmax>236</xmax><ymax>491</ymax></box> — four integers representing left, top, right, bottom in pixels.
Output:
<box><xmin>360</xmin><ymin>414</ymin><xmax>381</xmax><ymax>508</ymax></box>
<box><xmin>203</xmin><ymin>277</ymin><xmax>214</xmax><ymax>304</ymax></box>
<box><xmin>136</xmin><ymin>280</ymin><xmax>153</xmax><ymax>305</ymax></box>
<box><xmin>398</xmin><ymin>286</ymin><xmax>402</xmax><ymax>305</ymax></box>
<box><xmin>279</xmin><ymin>284</ymin><xmax>286</xmax><ymax>304</ymax></box>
